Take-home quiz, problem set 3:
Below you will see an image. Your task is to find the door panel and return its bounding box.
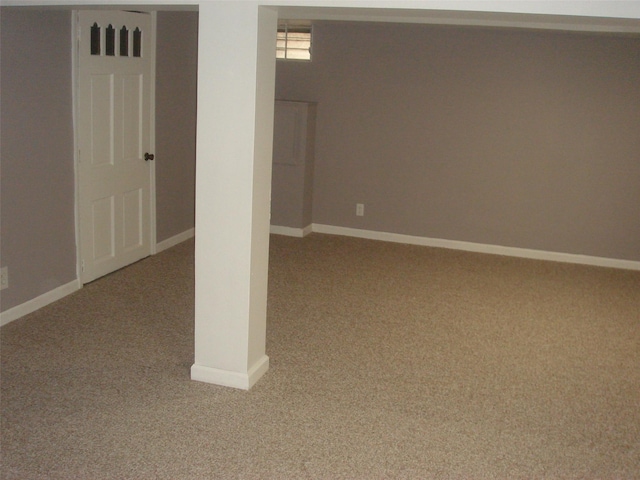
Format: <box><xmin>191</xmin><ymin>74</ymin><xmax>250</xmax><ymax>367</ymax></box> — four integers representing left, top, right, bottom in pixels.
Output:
<box><xmin>123</xmin><ymin>188</ymin><xmax>143</xmax><ymax>251</ymax></box>
<box><xmin>122</xmin><ymin>74</ymin><xmax>142</xmax><ymax>160</ymax></box>
<box><xmin>92</xmin><ymin>196</ymin><xmax>115</xmax><ymax>262</ymax></box>
<box><xmin>90</xmin><ymin>75</ymin><xmax>114</xmax><ymax>166</ymax></box>
<box><xmin>78</xmin><ymin>10</ymin><xmax>153</xmax><ymax>283</ymax></box>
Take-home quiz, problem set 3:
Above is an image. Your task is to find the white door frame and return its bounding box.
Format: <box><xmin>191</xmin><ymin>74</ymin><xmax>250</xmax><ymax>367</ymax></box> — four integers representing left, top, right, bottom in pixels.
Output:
<box><xmin>72</xmin><ymin>9</ymin><xmax>157</xmax><ymax>285</ymax></box>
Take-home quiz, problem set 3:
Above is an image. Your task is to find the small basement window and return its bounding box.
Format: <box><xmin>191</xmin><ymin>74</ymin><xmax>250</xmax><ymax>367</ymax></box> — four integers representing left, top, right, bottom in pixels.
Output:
<box><xmin>277</xmin><ymin>25</ymin><xmax>311</xmax><ymax>61</ymax></box>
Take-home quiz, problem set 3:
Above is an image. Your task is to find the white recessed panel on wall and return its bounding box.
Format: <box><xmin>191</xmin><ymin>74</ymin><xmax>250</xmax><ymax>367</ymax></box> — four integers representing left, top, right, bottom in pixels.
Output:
<box><xmin>273</xmin><ymin>102</ymin><xmax>301</xmax><ymax>165</ymax></box>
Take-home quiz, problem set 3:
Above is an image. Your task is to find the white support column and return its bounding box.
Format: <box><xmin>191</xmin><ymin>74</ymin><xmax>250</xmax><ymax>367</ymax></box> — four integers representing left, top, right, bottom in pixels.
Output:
<box><xmin>191</xmin><ymin>2</ymin><xmax>277</xmax><ymax>389</ymax></box>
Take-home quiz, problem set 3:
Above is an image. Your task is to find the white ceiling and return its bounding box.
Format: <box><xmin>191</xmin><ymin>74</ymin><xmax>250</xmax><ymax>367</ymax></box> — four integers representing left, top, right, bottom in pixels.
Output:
<box><xmin>3</xmin><ymin>1</ymin><xmax>640</xmax><ymax>33</ymax></box>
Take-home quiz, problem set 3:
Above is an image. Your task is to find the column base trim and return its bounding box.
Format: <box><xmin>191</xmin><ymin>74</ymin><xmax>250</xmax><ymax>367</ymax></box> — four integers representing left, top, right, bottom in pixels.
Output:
<box><xmin>191</xmin><ymin>354</ymin><xmax>269</xmax><ymax>390</ymax></box>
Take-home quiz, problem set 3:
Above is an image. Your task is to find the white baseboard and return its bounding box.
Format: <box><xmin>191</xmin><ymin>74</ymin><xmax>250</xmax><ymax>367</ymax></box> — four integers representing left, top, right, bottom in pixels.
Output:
<box><xmin>1</xmin><ymin>228</ymin><xmax>196</xmax><ymax>327</ymax></box>
<box><xmin>191</xmin><ymin>355</ymin><xmax>269</xmax><ymax>390</ymax></box>
<box><xmin>311</xmin><ymin>224</ymin><xmax>640</xmax><ymax>271</ymax></box>
<box><xmin>270</xmin><ymin>224</ymin><xmax>313</xmax><ymax>238</ymax></box>
<box><xmin>3</xmin><ymin>224</ymin><xmax>634</xmax><ymax>328</ymax></box>
<box><xmin>156</xmin><ymin>227</ymin><xmax>195</xmax><ymax>253</ymax></box>
<box><xmin>0</xmin><ymin>279</ymin><xmax>82</xmax><ymax>327</ymax></box>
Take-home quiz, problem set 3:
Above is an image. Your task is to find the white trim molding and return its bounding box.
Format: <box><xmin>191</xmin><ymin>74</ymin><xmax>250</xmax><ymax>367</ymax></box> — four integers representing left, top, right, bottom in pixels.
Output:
<box><xmin>312</xmin><ymin>224</ymin><xmax>640</xmax><ymax>271</ymax></box>
<box><xmin>0</xmin><ymin>280</ymin><xmax>82</xmax><ymax>327</ymax></box>
<box><xmin>2</xmin><ymin>229</ymin><xmax>196</xmax><ymax>326</ymax></box>
<box><xmin>148</xmin><ymin>10</ymin><xmax>158</xmax><ymax>255</ymax></box>
<box><xmin>156</xmin><ymin>228</ymin><xmax>195</xmax><ymax>253</ymax></box>
<box><xmin>191</xmin><ymin>355</ymin><xmax>270</xmax><ymax>390</ymax></box>
<box><xmin>270</xmin><ymin>224</ymin><xmax>313</xmax><ymax>238</ymax></box>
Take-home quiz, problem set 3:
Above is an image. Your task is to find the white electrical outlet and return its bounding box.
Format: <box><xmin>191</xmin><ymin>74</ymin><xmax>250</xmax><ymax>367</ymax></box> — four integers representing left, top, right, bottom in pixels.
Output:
<box><xmin>0</xmin><ymin>266</ymin><xmax>8</xmax><ymax>290</ymax></box>
<box><xmin>356</xmin><ymin>203</ymin><xmax>364</xmax><ymax>216</ymax></box>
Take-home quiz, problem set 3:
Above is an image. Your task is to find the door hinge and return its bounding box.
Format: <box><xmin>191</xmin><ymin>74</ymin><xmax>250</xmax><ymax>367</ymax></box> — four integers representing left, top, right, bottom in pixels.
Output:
<box><xmin>81</xmin><ymin>260</ymin><xmax>85</xmax><ymax>272</ymax></box>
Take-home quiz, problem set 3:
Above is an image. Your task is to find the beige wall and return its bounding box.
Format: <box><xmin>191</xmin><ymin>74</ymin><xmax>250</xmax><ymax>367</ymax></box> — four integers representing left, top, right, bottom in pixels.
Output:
<box><xmin>0</xmin><ymin>9</ymin><xmax>199</xmax><ymax>313</ymax></box>
<box><xmin>275</xmin><ymin>22</ymin><xmax>640</xmax><ymax>261</ymax></box>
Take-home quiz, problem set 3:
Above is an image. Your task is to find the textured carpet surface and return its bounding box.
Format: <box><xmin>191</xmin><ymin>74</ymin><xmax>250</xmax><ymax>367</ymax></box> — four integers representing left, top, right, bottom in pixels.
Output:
<box><xmin>1</xmin><ymin>234</ymin><xmax>639</xmax><ymax>479</ymax></box>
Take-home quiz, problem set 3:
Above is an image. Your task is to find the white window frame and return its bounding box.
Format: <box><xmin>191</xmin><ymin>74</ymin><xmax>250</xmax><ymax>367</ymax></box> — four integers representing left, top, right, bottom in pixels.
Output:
<box><xmin>276</xmin><ymin>24</ymin><xmax>312</xmax><ymax>61</ymax></box>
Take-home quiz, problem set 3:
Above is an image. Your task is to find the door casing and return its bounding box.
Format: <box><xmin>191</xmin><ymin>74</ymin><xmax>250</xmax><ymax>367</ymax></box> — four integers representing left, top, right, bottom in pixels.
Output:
<box><xmin>73</xmin><ymin>9</ymin><xmax>157</xmax><ymax>285</ymax></box>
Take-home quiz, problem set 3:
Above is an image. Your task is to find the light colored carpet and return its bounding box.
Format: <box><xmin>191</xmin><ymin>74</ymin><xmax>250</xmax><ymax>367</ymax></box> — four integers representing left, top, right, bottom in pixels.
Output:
<box><xmin>1</xmin><ymin>233</ymin><xmax>639</xmax><ymax>479</ymax></box>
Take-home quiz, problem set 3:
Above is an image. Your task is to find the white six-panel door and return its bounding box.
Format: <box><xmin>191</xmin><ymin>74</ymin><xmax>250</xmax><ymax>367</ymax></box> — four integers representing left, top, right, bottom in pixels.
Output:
<box><xmin>77</xmin><ymin>10</ymin><xmax>153</xmax><ymax>283</ymax></box>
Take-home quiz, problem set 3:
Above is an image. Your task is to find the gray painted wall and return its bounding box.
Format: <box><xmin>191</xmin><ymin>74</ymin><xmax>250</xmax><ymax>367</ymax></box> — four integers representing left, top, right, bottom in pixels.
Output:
<box><xmin>271</xmin><ymin>100</ymin><xmax>317</xmax><ymax>229</ymax></box>
<box><xmin>2</xmin><ymin>13</ymin><xmax>638</xmax><ymax>314</ymax></box>
<box><xmin>275</xmin><ymin>22</ymin><xmax>640</xmax><ymax>261</ymax></box>
<box><xmin>0</xmin><ymin>9</ymin><xmax>198</xmax><ymax>313</ymax></box>
<box><xmin>156</xmin><ymin>11</ymin><xmax>198</xmax><ymax>242</ymax></box>
<box><xmin>1</xmin><ymin>9</ymin><xmax>77</xmax><ymax>311</ymax></box>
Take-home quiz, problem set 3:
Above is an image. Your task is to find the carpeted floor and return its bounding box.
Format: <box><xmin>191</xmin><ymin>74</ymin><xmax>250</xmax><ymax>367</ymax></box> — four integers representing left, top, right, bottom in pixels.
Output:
<box><xmin>1</xmin><ymin>233</ymin><xmax>639</xmax><ymax>479</ymax></box>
